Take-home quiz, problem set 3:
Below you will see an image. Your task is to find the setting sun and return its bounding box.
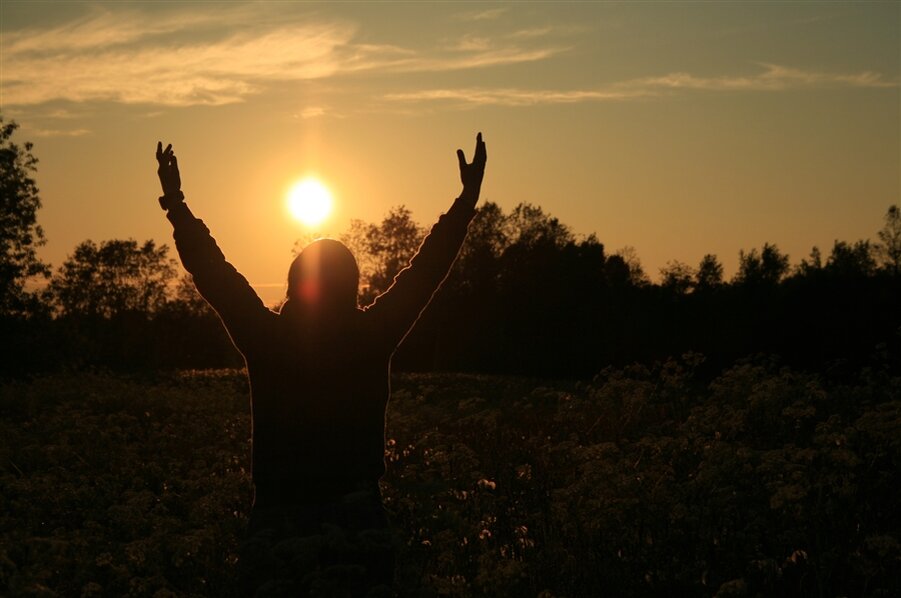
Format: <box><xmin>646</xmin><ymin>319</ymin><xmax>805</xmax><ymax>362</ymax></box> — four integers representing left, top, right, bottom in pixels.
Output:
<box><xmin>287</xmin><ymin>177</ymin><xmax>333</xmax><ymax>226</ymax></box>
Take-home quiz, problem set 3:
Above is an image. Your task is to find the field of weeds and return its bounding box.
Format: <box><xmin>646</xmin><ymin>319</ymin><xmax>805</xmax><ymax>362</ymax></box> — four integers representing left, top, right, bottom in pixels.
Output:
<box><xmin>1</xmin><ymin>358</ymin><xmax>899</xmax><ymax>596</ymax></box>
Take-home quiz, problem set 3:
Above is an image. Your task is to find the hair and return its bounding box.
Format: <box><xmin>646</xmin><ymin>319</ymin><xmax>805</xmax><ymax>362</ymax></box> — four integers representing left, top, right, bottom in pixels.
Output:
<box><xmin>286</xmin><ymin>238</ymin><xmax>360</xmax><ymax>311</ymax></box>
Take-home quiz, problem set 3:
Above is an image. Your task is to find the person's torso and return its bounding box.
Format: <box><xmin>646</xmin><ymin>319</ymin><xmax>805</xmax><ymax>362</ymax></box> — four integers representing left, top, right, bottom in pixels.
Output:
<box><xmin>243</xmin><ymin>309</ymin><xmax>394</xmax><ymax>505</ymax></box>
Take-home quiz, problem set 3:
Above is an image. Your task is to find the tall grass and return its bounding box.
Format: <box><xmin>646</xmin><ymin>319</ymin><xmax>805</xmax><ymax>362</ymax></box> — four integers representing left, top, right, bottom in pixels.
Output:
<box><xmin>1</xmin><ymin>358</ymin><xmax>899</xmax><ymax>596</ymax></box>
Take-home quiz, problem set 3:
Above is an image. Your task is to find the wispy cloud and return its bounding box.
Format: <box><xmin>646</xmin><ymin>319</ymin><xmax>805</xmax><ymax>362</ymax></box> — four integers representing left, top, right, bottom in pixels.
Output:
<box><xmin>505</xmin><ymin>24</ymin><xmax>595</xmax><ymax>39</ymax></box>
<box><xmin>629</xmin><ymin>63</ymin><xmax>895</xmax><ymax>92</ymax></box>
<box><xmin>30</xmin><ymin>128</ymin><xmax>92</xmax><ymax>138</ymax></box>
<box><xmin>384</xmin><ymin>64</ymin><xmax>897</xmax><ymax>108</ymax></box>
<box><xmin>297</xmin><ymin>106</ymin><xmax>326</xmax><ymax>119</ymax></box>
<box><xmin>1</xmin><ymin>5</ymin><xmax>563</xmax><ymax>107</ymax></box>
<box><xmin>385</xmin><ymin>88</ymin><xmax>651</xmax><ymax>107</ymax></box>
<box><xmin>407</xmin><ymin>46</ymin><xmax>566</xmax><ymax>72</ymax></box>
<box><xmin>447</xmin><ymin>34</ymin><xmax>494</xmax><ymax>52</ymax></box>
<box><xmin>40</xmin><ymin>108</ymin><xmax>83</xmax><ymax>120</ymax></box>
<box><xmin>2</xmin><ymin>10</ymin><xmax>358</xmax><ymax>106</ymax></box>
<box><xmin>457</xmin><ymin>7</ymin><xmax>509</xmax><ymax>22</ymax></box>
<box><xmin>506</xmin><ymin>27</ymin><xmax>554</xmax><ymax>39</ymax></box>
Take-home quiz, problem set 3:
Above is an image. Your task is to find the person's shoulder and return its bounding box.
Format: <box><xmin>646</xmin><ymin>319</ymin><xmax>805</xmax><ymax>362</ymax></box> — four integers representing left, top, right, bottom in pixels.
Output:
<box><xmin>357</xmin><ymin>303</ymin><xmax>384</xmax><ymax>332</ymax></box>
<box><xmin>245</xmin><ymin>307</ymin><xmax>279</xmax><ymax>341</ymax></box>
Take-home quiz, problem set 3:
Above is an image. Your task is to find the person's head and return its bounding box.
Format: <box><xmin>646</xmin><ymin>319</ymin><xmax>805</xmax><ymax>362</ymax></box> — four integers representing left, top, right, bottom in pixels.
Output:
<box><xmin>286</xmin><ymin>238</ymin><xmax>359</xmax><ymax>313</ymax></box>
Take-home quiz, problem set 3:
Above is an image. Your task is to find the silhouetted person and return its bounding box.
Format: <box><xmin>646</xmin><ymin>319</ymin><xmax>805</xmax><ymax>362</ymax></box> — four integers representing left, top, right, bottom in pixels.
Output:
<box><xmin>155</xmin><ymin>133</ymin><xmax>486</xmax><ymax>595</ymax></box>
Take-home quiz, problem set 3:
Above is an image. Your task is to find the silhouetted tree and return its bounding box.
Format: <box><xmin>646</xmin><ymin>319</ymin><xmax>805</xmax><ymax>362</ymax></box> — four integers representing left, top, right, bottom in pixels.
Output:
<box><xmin>0</xmin><ymin>117</ymin><xmax>51</xmax><ymax>317</ymax></box>
<box><xmin>457</xmin><ymin>202</ymin><xmax>508</xmax><ymax>262</ymax></box>
<box><xmin>825</xmin><ymin>240</ymin><xmax>877</xmax><ymax>278</ymax></box>
<box><xmin>498</xmin><ymin>203</ymin><xmax>575</xmax><ymax>292</ymax></box>
<box><xmin>341</xmin><ymin>206</ymin><xmax>423</xmax><ymax>304</ymax></box>
<box><xmin>49</xmin><ymin>239</ymin><xmax>177</xmax><ymax>318</ymax></box>
<box><xmin>660</xmin><ymin>260</ymin><xmax>695</xmax><ymax>295</ymax></box>
<box><xmin>734</xmin><ymin>243</ymin><xmax>789</xmax><ymax>286</ymax></box>
<box><xmin>695</xmin><ymin>254</ymin><xmax>724</xmax><ymax>290</ymax></box>
<box><xmin>614</xmin><ymin>245</ymin><xmax>650</xmax><ymax>286</ymax></box>
<box><xmin>449</xmin><ymin>201</ymin><xmax>508</xmax><ymax>294</ymax></box>
<box><xmin>504</xmin><ymin>203</ymin><xmax>572</xmax><ymax>249</ymax></box>
<box><xmin>796</xmin><ymin>246</ymin><xmax>823</xmax><ymax>277</ymax></box>
<box><xmin>876</xmin><ymin>205</ymin><xmax>901</xmax><ymax>275</ymax></box>
<box><xmin>603</xmin><ymin>254</ymin><xmax>632</xmax><ymax>287</ymax></box>
<box><xmin>163</xmin><ymin>273</ymin><xmax>214</xmax><ymax>318</ymax></box>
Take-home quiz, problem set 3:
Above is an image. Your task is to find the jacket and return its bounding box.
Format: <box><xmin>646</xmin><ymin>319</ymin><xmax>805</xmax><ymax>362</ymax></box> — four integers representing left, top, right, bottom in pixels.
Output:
<box><xmin>166</xmin><ymin>198</ymin><xmax>474</xmax><ymax>506</ymax></box>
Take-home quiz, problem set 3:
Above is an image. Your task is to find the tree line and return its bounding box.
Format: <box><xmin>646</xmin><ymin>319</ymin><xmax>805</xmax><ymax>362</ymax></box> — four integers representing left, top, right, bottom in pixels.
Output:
<box><xmin>3</xmin><ymin>118</ymin><xmax>900</xmax><ymax>377</ymax></box>
<box><xmin>388</xmin><ymin>202</ymin><xmax>901</xmax><ymax>377</ymax></box>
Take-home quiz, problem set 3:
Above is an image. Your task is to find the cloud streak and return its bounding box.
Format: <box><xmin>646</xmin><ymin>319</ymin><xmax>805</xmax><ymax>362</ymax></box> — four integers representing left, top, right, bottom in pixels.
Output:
<box><xmin>384</xmin><ymin>88</ymin><xmax>651</xmax><ymax>107</ymax></box>
<box><xmin>384</xmin><ymin>64</ymin><xmax>897</xmax><ymax>108</ymax></box>
<box><xmin>1</xmin><ymin>6</ymin><xmax>563</xmax><ymax>107</ymax></box>
<box><xmin>630</xmin><ymin>63</ymin><xmax>895</xmax><ymax>91</ymax></box>
<box><xmin>457</xmin><ymin>7</ymin><xmax>509</xmax><ymax>22</ymax></box>
<box><xmin>30</xmin><ymin>128</ymin><xmax>92</xmax><ymax>138</ymax></box>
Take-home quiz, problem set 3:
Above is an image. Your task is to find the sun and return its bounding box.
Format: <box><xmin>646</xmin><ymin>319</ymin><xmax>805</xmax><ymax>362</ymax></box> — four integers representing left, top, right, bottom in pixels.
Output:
<box><xmin>287</xmin><ymin>177</ymin><xmax>333</xmax><ymax>226</ymax></box>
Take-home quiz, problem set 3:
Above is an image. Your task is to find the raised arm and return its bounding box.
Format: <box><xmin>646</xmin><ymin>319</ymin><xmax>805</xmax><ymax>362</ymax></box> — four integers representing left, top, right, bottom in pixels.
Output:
<box><xmin>156</xmin><ymin>142</ymin><xmax>270</xmax><ymax>354</ymax></box>
<box><xmin>365</xmin><ymin>133</ymin><xmax>487</xmax><ymax>349</ymax></box>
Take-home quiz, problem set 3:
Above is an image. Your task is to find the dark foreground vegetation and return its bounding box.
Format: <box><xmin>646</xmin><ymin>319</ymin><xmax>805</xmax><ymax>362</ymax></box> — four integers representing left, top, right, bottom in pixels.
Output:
<box><xmin>2</xmin><ymin>357</ymin><xmax>899</xmax><ymax>597</ymax></box>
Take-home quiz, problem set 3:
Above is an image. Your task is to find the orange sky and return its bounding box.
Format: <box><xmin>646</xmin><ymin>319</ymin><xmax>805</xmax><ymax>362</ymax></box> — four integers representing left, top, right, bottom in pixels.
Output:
<box><xmin>2</xmin><ymin>1</ymin><xmax>898</xmax><ymax>306</ymax></box>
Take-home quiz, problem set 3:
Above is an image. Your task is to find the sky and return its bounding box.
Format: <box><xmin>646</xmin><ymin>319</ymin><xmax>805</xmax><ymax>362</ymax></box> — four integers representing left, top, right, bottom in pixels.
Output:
<box><xmin>2</xmin><ymin>1</ymin><xmax>898</xmax><ymax>306</ymax></box>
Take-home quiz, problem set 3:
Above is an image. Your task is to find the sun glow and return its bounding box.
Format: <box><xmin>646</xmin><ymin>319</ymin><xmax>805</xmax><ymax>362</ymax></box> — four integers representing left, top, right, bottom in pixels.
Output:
<box><xmin>287</xmin><ymin>177</ymin><xmax>333</xmax><ymax>226</ymax></box>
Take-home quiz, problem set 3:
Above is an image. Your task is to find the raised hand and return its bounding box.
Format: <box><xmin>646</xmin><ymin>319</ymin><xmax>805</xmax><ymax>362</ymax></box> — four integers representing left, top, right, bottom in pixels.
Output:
<box><xmin>456</xmin><ymin>132</ymin><xmax>487</xmax><ymax>208</ymax></box>
<box><xmin>156</xmin><ymin>141</ymin><xmax>182</xmax><ymax>201</ymax></box>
